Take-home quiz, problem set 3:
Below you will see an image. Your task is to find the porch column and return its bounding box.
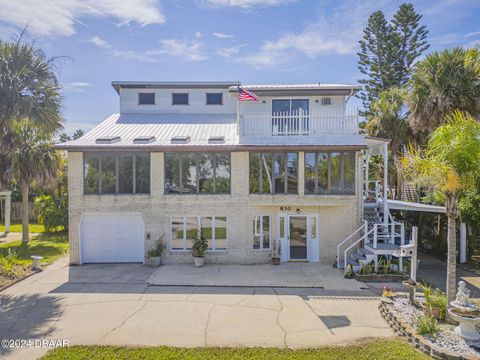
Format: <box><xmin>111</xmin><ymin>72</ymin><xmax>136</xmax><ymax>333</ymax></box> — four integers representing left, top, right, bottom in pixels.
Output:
<box><xmin>460</xmin><ymin>222</ymin><xmax>467</xmax><ymax>263</ymax></box>
<box><xmin>383</xmin><ymin>143</ymin><xmax>388</xmax><ymax>227</ymax></box>
<box><xmin>4</xmin><ymin>192</ymin><xmax>11</xmax><ymax>233</ymax></box>
<box><xmin>365</xmin><ymin>152</ymin><xmax>370</xmax><ymax>198</ymax></box>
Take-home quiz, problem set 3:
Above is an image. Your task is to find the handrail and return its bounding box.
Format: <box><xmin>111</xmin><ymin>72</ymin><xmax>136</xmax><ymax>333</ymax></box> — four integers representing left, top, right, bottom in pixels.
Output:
<box><xmin>344</xmin><ymin>227</ymin><xmax>374</xmax><ymax>274</ymax></box>
<box><xmin>337</xmin><ymin>220</ymin><xmax>367</xmax><ymax>269</ymax></box>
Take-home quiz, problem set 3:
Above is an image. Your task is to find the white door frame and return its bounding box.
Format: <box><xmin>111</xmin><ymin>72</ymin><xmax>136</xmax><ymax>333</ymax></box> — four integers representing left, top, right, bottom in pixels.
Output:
<box><xmin>277</xmin><ymin>213</ymin><xmax>320</xmax><ymax>262</ymax></box>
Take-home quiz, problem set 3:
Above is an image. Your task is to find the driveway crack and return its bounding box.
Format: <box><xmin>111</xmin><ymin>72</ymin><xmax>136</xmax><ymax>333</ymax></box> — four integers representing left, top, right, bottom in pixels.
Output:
<box><xmin>272</xmin><ymin>289</ymin><xmax>287</xmax><ymax>348</ymax></box>
<box><xmin>204</xmin><ymin>304</ymin><xmax>215</xmax><ymax>346</ymax></box>
<box><xmin>100</xmin><ymin>301</ymin><xmax>148</xmax><ymax>341</ymax></box>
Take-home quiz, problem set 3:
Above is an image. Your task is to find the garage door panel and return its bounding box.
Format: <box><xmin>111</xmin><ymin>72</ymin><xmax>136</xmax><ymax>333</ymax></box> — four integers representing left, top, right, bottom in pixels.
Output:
<box><xmin>80</xmin><ymin>213</ymin><xmax>144</xmax><ymax>264</ymax></box>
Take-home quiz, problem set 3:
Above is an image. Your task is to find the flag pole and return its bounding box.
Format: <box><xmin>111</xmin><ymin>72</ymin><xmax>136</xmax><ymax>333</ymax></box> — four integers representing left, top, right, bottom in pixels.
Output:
<box><xmin>236</xmin><ymin>83</ymin><xmax>240</xmax><ymax>136</ymax></box>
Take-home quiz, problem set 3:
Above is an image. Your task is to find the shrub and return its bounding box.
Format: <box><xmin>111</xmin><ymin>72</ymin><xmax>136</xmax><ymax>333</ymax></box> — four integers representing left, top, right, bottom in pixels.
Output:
<box><xmin>0</xmin><ymin>249</ymin><xmax>19</xmax><ymax>278</ymax></box>
<box><xmin>359</xmin><ymin>261</ymin><xmax>374</xmax><ymax>274</ymax></box>
<box><xmin>416</xmin><ymin>315</ymin><xmax>440</xmax><ymax>336</ymax></box>
<box><xmin>33</xmin><ymin>194</ymin><xmax>68</xmax><ymax>232</ymax></box>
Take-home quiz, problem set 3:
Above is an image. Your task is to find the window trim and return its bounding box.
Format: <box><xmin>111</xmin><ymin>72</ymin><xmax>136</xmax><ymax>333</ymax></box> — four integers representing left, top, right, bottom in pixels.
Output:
<box><xmin>164</xmin><ymin>152</ymin><xmax>231</xmax><ymax>195</ymax></box>
<box><xmin>83</xmin><ymin>152</ymin><xmax>150</xmax><ymax>195</ymax></box>
<box><xmin>304</xmin><ymin>151</ymin><xmax>356</xmax><ymax>195</ymax></box>
<box><xmin>253</xmin><ymin>215</ymin><xmax>271</xmax><ymax>250</ymax></box>
<box><xmin>249</xmin><ymin>152</ymin><xmax>299</xmax><ymax>195</ymax></box>
<box><xmin>170</xmin><ymin>216</ymin><xmax>227</xmax><ymax>252</ymax></box>
<box><xmin>206</xmin><ymin>92</ymin><xmax>223</xmax><ymax>105</ymax></box>
<box><xmin>138</xmin><ymin>92</ymin><xmax>155</xmax><ymax>105</ymax></box>
<box><xmin>172</xmin><ymin>93</ymin><xmax>189</xmax><ymax>105</ymax></box>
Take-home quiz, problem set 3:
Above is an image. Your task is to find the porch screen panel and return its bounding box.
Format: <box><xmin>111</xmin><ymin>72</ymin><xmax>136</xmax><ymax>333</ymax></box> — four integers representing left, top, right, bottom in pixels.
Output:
<box><xmin>135</xmin><ymin>154</ymin><xmax>150</xmax><ymax>194</ymax></box>
<box><xmin>249</xmin><ymin>152</ymin><xmax>298</xmax><ymax>194</ymax></box>
<box><xmin>215</xmin><ymin>154</ymin><xmax>231</xmax><ymax>193</ymax></box>
<box><xmin>101</xmin><ymin>156</ymin><xmax>116</xmax><ymax>193</ymax></box>
<box><xmin>343</xmin><ymin>152</ymin><xmax>355</xmax><ymax>194</ymax></box>
<box><xmin>198</xmin><ymin>154</ymin><xmax>214</xmax><ymax>193</ymax></box>
<box><xmin>181</xmin><ymin>154</ymin><xmax>197</xmax><ymax>194</ymax></box>
<box><xmin>118</xmin><ymin>156</ymin><xmax>133</xmax><ymax>193</ymax></box>
<box><xmin>84</xmin><ymin>155</ymin><xmax>99</xmax><ymax>194</ymax></box>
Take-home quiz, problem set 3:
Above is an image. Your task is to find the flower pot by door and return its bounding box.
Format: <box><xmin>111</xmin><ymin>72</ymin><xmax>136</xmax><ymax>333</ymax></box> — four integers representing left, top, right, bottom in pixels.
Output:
<box><xmin>148</xmin><ymin>256</ymin><xmax>161</xmax><ymax>267</ymax></box>
<box><xmin>194</xmin><ymin>256</ymin><xmax>205</xmax><ymax>267</ymax></box>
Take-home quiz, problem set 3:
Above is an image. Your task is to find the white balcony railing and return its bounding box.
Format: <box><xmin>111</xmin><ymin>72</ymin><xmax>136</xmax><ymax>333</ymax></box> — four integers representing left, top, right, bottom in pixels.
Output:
<box><xmin>240</xmin><ymin>110</ymin><xmax>359</xmax><ymax>137</ymax></box>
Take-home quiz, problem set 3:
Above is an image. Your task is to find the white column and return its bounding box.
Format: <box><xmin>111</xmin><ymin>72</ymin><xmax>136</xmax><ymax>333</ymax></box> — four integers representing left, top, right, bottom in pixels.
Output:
<box><xmin>383</xmin><ymin>143</ymin><xmax>388</xmax><ymax>227</ymax></box>
<box><xmin>365</xmin><ymin>153</ymin><xmax>370</xmax><ymax>198</ymax></box>
<box><xmin>460</xmin><ymin>223</ymin><xmax>467</xmax><ymax>263</ymax></box>
<box><xmin>5</xmin><ymin>192</ymin><xmax>11</xmax><ymax>233</ymax></box>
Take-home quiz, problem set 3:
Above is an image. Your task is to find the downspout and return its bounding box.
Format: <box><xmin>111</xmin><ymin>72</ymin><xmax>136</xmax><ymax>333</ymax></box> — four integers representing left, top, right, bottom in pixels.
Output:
<box><xmin>383</xmin><ymin>142</ymin><xmax>389</xmax><ymax>228</ymax></box>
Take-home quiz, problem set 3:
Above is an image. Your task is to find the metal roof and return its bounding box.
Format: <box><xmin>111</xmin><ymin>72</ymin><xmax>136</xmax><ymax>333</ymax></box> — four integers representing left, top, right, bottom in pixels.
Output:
<box><xmin>55</xmin><ymin>113</ymin><xmax>368</xmax><ymax>150</ymax></box>
<box><xmin>228</xmin><ymin>83</ymin><xmax>361</xmax><ymax>96</ymax></box>
<box><xmin>112</xmin><ymin>81</ymin><xmax>240</xmax><ymax>94</ymax></box>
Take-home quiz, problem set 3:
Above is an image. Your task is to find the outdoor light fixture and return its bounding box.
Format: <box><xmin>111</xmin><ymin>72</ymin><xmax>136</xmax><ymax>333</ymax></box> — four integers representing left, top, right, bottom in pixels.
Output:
<box><xmin>296</xmin><ymin>208</ymin><xmax>301</xmax><ymax>214</ymax></box>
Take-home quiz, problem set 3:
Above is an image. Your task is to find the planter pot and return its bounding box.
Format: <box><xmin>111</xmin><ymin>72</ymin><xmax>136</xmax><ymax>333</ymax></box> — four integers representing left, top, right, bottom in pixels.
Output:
<box><xmin>147</xmin><ymin>256</ymin><xmax>161</xmax><ymax>267</ymax></box>
<box><xmin>271</xmin><ymin>257</ymin><xmax>281</xmax><ymax>265</ymax></box>
<box><xmin>422</xmin><ymin>304</ymin><xmax>441</xmax><ymax>319</ymax></box>
<box><xmin>193</xmin><ymin>256</ymin><xmax>205</xmax><ymax>267</ymax></box>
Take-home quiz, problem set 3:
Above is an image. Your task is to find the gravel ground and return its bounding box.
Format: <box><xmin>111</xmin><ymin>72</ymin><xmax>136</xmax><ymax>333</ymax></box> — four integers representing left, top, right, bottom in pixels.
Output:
<box><xmin>391</xmin><ymin>296</ymin><xmax>480</xmax><ymax>356</ymax></box>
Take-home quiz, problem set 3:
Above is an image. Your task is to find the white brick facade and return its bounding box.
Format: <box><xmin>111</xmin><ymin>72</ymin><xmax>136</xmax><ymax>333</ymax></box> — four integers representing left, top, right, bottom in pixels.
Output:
<box><xmin>68</xmin><ymin>151</ymin><xmax>363</xmax><ymax>265</ymax></box>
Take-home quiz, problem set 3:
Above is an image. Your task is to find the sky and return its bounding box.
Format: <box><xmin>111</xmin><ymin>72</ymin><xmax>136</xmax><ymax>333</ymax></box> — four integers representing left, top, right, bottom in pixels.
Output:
<box><xmin>0</xmin><ymin>0</ymin><xmax>479</xmax><ymax>134</ymax></box>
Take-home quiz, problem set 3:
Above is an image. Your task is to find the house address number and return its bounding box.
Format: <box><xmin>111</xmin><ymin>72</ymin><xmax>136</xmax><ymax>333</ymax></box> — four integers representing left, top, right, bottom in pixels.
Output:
<box><xmin>279</xmin><ymin>206</ymin><xmax>292</xmax><ymax>211</ymax></box>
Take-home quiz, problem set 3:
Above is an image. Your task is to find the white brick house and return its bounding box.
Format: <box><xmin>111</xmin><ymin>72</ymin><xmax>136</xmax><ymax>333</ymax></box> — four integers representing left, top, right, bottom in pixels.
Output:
<box><xmin>58</xmin><ymin>81</ymin><xmax>374</xmax><ymax>266</ymax></box>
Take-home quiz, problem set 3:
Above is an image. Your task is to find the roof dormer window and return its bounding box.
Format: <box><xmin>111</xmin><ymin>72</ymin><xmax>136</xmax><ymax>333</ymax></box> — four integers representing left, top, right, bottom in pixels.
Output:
<box><xmin>133</xmin><ymin>136</ymin><xmax>156</xmax><ymax>144</ymax></box>
<box><xmin>138</xmin><ymin>93</ymin><xmax>155</xmax><ymax>105</ymax></box>
<box><xmin>208</xmin><ymin>136</ymin><xmax>225</xmax><ymax>144</ymax></box>
<box><xmin>172</xmin><ymin>93</ymin><xmax>189</xmax><ymax>105</ymax></box>
<box><xmin>171</xmin><ymin>135</ymin><xmax>191</xmax><ymax>144</ymax></box>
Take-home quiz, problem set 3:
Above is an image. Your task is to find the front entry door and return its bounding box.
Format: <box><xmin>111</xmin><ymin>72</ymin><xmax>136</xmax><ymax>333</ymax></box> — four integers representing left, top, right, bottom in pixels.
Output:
<box><xmin>288</xmin><ymin>215</ymin><xmax>307</xmax><ymax>260</ymax></box>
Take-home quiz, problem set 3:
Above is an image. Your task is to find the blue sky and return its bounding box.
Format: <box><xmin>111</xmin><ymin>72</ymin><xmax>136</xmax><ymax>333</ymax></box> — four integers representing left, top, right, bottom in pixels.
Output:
<box><xmin>0</xmin><ymin>0</ymin><xmax>479</xmax><ymax>134</ymax></box>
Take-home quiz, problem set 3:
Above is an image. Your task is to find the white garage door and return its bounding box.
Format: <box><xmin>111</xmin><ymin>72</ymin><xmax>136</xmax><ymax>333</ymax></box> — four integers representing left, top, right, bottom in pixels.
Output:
<box><xmin>80</xmin><ymin>213</ymin><xmax>144</xmax><ymax>263</ymax></box>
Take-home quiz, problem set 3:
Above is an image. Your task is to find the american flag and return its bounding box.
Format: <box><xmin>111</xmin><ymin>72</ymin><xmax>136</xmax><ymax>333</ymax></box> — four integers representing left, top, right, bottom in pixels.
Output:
<box><xmin>237</xmin><ymin>86</ymin><xmax>259</xmax><ymax>101</ymax></box>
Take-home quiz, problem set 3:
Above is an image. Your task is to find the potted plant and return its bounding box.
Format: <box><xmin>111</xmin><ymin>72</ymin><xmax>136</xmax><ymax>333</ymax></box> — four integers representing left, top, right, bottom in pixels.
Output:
<box><xmin>420</xmin><ymin>284</ymin><xmax>447</xmax><ymax>321</ymax></box>
<box><xmin>192</xmin><ymin>231</ymin><xmax>208</xmax><ymax>267</ymax></box>
<box><xmin>147</xmin><ymin>236</ymin><xmax>166</xmax><ymax>266</ymax></box>
<box><xmin>271</xmin><ymin>238</ymin><xmax>281</xmax><ymax>265</ymax></box>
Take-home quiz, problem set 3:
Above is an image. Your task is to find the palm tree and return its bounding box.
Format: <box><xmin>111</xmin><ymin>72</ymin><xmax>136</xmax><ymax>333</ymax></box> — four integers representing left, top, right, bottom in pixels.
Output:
<box><xmin>0</xmin><ymin>34</ymin><xmax>63</xmax><ymax>132</ymax></box>
<box><xmin>4</xmin><ymin>119</ymin><xmax>58</xmax><ymax>243</ymax></box>
<box><xmin>408</xmin><ymin>47</ymin><xmax>480</xmax><ymax>133</ymax></box>
<box><xmin>401</xmin><ymin>111</ymin><xmax>480</xmax><ymax>301</ymax></box>
<box><xmin>0</xmin><ymin>32</ymin><xmax>63</xmax><ymax>239</ymax></box>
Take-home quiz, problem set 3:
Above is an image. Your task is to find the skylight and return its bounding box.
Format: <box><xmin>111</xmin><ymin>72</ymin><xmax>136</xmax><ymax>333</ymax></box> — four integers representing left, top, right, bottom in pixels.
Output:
<box><xmin>133</xmin><ymin>136</ymin><xmax>156</xmax><ymax>144</ymax></box>
<box><xmin>171</xmin><ymin>135</ymin><xmax>191</xmax><ymax>144</ymax></box>
<box><xmin>208</xmin><ymin>136</ymin><xmax>225</xmax><ymax>144</ymax></box>
<box><xmin>95</xmin><ymin>136</ymin><xmax>121</xmax><ymax>144</ymax></box>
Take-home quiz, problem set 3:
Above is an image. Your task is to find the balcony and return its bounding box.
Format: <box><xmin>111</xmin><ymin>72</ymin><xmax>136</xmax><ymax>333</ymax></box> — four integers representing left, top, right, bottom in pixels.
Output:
<box><xmin>239</xmin><ymin>110</ymin><xmax>359</xmax><ymax>137</ymax></box>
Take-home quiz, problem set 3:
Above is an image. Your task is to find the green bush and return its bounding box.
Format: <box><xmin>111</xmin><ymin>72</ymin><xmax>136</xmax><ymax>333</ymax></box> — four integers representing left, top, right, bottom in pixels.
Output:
<box><xmin>421</xmin><ymin>284</ymin><xmax>447</xmax><ymax>321</ymax></box>
<box><xmin>416</xmin><ymin>315</ymin><xmax>440</xmax><ymax>336</ymax></box>
<box><xmin>0</xmin><ymin>249</ymin><xmax>19</xmax><ymax>278</ymax></box>
<box><xmin>33</xmin><ymin>194</ymin><xmax>67</xmax><ymax>233</ymax></box>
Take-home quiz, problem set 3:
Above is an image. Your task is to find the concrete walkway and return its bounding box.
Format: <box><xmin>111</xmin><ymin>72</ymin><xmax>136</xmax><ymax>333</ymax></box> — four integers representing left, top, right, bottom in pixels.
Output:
<box><xmin>0</xmin><ymin>232</ymin><xmax>39</xmax><ymax>245</ymax></box>
<box><xmin>1</xmin><ymin>258</ymin><xmax>394</xmax><ymax>360</ymax></box>
<box><xmin>148</xmin><ymin>263</ymin><xmax>368</xmax><ymax>289</ymax></box>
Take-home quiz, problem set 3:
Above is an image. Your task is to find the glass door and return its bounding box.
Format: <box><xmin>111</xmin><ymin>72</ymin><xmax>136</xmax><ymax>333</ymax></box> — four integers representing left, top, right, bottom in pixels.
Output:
<box><xmin>288</xmin><ymin>215</ymin><xmax>308</xmax><ymax>260</ymax></box>
<box><xmin>272</xmin><ymin>99</ymin><xmax>309</xmax><ymax>135</ymax></box>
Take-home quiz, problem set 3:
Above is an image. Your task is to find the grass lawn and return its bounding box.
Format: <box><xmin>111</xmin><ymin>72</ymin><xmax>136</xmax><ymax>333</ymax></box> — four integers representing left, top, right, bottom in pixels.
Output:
<box><xmin>0</xmin><ymin>222</ymin><xmax>63</xmax><ymax>233</ymax></box>
<box><xmin>41</xmin><ymin>339</ymin><xmax>428</xmax><ymax>360</ymax></box>
<box><xmin>0</xmin><ymin>232</ymin><xmax>68</xmax><ymax>288</ymax></box>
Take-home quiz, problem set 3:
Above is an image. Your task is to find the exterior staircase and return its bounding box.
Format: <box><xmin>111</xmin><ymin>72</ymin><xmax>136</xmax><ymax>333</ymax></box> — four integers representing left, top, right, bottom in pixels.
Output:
<box><xmin>337</xmin><ymin>182</ymin><xmax>406</xmax><ymax>274</ymax></box>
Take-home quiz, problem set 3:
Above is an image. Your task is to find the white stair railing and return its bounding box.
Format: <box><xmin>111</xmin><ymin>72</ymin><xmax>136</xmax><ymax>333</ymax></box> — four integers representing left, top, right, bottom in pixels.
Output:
<box><xmin>337</xmin><ymin>220</ymin><xmax>368</xmax><ymax>269</ymax></box>
<box><xmin>344</xmin><ymin>227</ymin><xmax>374</xmax><ymax>274</ymax></box>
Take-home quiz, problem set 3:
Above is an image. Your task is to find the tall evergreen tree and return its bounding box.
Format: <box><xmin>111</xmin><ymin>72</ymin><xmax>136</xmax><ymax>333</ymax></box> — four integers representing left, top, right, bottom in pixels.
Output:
<box><xmin>357</xmin><ymin>11</ymin><xmax>395</xmax><ymax>114</ymax></box>
<box><xmin>358</xmin><ymin>3</ymin><xmax>429</xmax><ymax>114</ymax></box>
<box><xmin>391</xmin><ymin>3</ymin><xmax>429</xmax><ymax>86</ymax></box>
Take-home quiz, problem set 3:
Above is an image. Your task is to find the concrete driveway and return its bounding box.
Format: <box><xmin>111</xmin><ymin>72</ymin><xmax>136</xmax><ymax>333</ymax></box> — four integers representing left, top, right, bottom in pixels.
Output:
<box><xmin>1</xmin><ymin>258</ymin><xmax>394</xmax><ymax>360</ymax></box>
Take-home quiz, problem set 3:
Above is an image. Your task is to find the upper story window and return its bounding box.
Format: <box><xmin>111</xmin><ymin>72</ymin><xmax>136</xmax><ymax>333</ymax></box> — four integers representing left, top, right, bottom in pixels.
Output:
<box><xmin>165</xmin><ymin>152</ymin><xmax>231</xmax><ymax>194</ymax></box>
<box><xmin>249</xmin><ymin>152</ymin><xmax>298</xmax><ymax>194</ymax></box>
<box><xmin>304</xmin><ymin>152</ymin><xmax>355</xmax><ymax>195</ymax></box>
<box><xmin>172</xmin><ymin>93</ymin><xmax>189</xmax><ymax>105</ymax></box>
<box><xmin>206</xmin><ymin>93</ymin><xmax>223</xmax><ymax>105</ymax></box>
<box><xmin>272</xmin><ymin>99</ymin><xmax>309</xmax><ymax>136</ymax></box>
<box><xmin>272</xmin><ymin>99</ymin><xmax>309</xmax><ymax>115</ymax></box>
<box><xmin>138</xmin><ymin>93</ymin><xmax>155</xmax><ymax>105</ymax></box>
<box><xmin>84</xmin><ymin>153</ymin><xmax>150</xmax><ymax>195</ymax></box>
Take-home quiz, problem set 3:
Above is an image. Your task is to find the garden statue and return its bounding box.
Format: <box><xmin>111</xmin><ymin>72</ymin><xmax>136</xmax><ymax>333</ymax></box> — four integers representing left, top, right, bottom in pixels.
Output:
<box><xmin>448</xmin><ymin>281</ymin><xmax>480</xmax><ymax>341</ymax></box>
<box><xmin>455</xmin><ymin>281</ymin><xmax>470</xmax><ymax>307</ymax></box>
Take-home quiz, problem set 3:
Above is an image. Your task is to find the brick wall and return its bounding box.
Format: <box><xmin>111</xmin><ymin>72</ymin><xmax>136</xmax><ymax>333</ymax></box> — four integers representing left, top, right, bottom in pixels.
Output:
<box><xmin>68</xmin><ymin>151</ymin><xmax>362</xmax><ymax>265</ymax></box>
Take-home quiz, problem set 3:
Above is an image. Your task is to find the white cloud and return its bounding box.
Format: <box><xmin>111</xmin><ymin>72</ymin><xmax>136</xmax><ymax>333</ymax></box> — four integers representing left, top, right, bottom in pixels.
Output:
<box><xmin>195</xmin><ymin>31</ymin><xmax>203</xmax><ymax>38</ymax></box>
<box><xmin>198</xmin><ymin>0</ymin><xmax>297</xmax><ymax>9</ymax></box>
<box><xmin>216</xmin><ymin>44</ymin><xmax>247</xmax><ymax>58</ymax></box>
<box><xmin>155</xmin><ymin>39</ymin><xmax>208</xmax><ymax>61</ymax></box>
<box><xmin>0</xmin><ymin>0</ymin><xmax>166</xmax><ymax>37</ymax></box>
<box><xmin>63</xmin><ymin>82</ymin><xmax>93</xmax><ymax>92</ymax></box>
<box><xmin>213</xmin><ymin>32</ymin><xmax>234</xmax><ymax>39</ymax></box>
<box><xmin>238</xmin><ymin>0</ymin><xmax>395</xmax><ymax>68</ymax></box>
<box><xmin>112</xmin><ymin>38</ymin><xmax>208</xmax><ymax>62</ymax></box>
<box><xmin>88</xmin><ymin>35</ymin><xmax>111</xmax><ymax>48</ymax></box>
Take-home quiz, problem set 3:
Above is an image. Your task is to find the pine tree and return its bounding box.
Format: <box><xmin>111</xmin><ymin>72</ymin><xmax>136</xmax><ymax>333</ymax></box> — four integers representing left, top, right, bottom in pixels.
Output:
<box><xmin>391</xmin><ymin>3</ymin><xmax>429</xmax><ymax>86</ymax></box>
<box><xmin>357</xmin><ymin>4</ymin><xmax>429</xmax><ymax>114</ymax></box>
<box><xmin>357</xmin><ymin>11</ymin><xmax>396</xmax><ymax>114</ymax></box>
